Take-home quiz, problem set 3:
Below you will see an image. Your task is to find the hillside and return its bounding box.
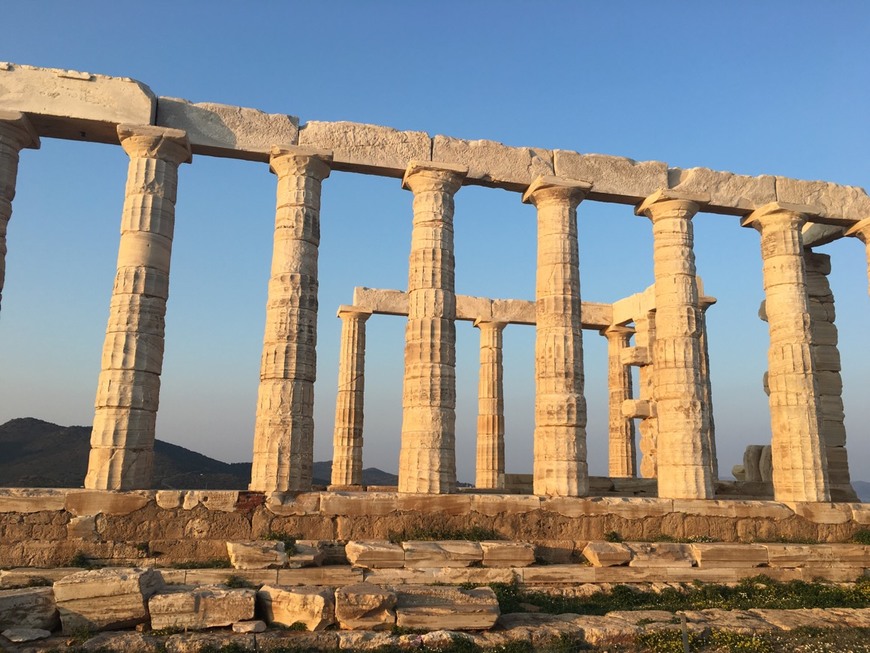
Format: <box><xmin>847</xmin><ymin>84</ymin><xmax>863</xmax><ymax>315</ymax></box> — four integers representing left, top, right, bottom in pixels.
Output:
<box><xmin>0</xmin><ymin>418</ymin><xmax>397</xmax><ymax>489</ymax></box>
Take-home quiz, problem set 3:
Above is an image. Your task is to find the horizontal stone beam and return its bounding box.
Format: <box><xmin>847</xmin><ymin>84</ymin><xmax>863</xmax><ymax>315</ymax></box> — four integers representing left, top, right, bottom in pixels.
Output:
<box><xmin>350</xmin><ymin>287</ymin><xmax>613</xmax><ymax>329</ymax></box>
<box><xmin>611</xmin><ymin>278</ymin><xmax>716</xmax><ymax>327</ymax></box>
<box><xmin>0</xmin><ymin>62</ymin><xmax>155</xmax><ymax>143</ymax></box>
<box><xmin>803</xmin><ymin>222</ymin><xmax>847</xmax><ymax>247</ymax></box>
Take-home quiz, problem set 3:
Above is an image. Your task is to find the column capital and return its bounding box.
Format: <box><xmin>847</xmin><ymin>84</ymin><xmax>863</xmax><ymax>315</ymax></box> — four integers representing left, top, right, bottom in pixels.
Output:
<box><xmin>269</xmin><ymin>145</ymin><xmax>333</xmax><ymax>180</ymax></box>
<box><xmin>600</xmin><ymin>324</ymin><xmax>634</xmax><ymax>338</ymax></box>
<box><xmin>117</xmin><ymin>124</ymin><xmax>191</xmax><ymax>164</ymax></box>
<box><xmin>845</xmin><ymin>217</ymin><xmax>870</xmax><ymax>243</ymax></box>
<box><xmin>635</xmin><ymin>189</ymin><xmax>707</xmax><ymax>220</ymax></box>
<box><xmin>473</xmin><ymin>318</ymin><xmax>508</xmax><ymax>331</ymax></box>
<box><xmin>522</xmin><ymin>175</ymin><xmax>591</xmax><ymax>208</ymax></box>
<box><xmin>740</xmin><ymin>201</ymin><xmax>817</xmax><ymax>232</ymax></box>
<box><xmin>402</xmin><ymin>160</ymin><xmax>467</xmax><ymax>195</ymax></box>
<box><xmin>699</xmin><ymin>295</ymin><xmax>717</xmax><ymax>311</ymax></box>
<box><xmin>336</xmin><ymin>305</ymin><xmax>373</xmax><ymax>321</ymax></box>
<box><xmin>0</xmin><ymin>110</ymin><xmax>39</xmax><ymax>150</ymax></box>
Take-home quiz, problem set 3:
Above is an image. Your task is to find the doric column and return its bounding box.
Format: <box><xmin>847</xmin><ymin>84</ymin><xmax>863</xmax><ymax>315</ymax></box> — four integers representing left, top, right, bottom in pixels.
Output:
<box><xmin>603</xmin><ymin>325</ymin><xmax>636</xmax><ymax>478</ymax></box>
<box><xmin>630</xmin><ymin>312</ymin><xmax>658</xmax><ymax>478</ymax></box>
<box><xmin>250</xmin><ymin>146</ymin><xmax>333</xmax><ymax>493</ymax></box>
<box><xmin>846</xmin><ymin>218</ymin><xmax>870</xmax><ymax>296</ymax></box>
<box><xmin>741</xmin><ymin>203</ymin><xmax>830</xmax><ymax>502</ymax></box>
<box><xmin>474</xmin><ymin>319</ymin><xmax>507</xmax><ymax>490</ymax></box>
<box><xmin>523</xmin><ymin>175</ymin><xmax>591</xmax><ymax>497</ymax></box>
<box><xmin>636</xmin><ymin>190</ymin><xmax>714</xmax><ymax>500</ymax></box>
<box><xmin>85</xmin><ymin>125</ymin><xmax>191</xmax><ymax>490</ymax></box>
<box><xmin>398</xmin><ymin>161</ymin><xmax>467</xmax><ymax>494</ymax></box>
<box><xmin>330</xmin><ymin>306</ymin><xmax>372</xmax><ymax>488</ymax></box>
<box><xmin>698</xmin><ymin>293</ymin><xmax>719</xmax><ymax>480</ymax></box>
<box><xmin>0</xmin><ymin>111</ymin><xmax>39</xmax><ymax>314</ymax></box>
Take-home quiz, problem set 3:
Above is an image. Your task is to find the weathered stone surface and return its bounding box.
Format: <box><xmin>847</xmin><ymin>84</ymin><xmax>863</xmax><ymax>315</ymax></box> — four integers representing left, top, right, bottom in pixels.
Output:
<box><xmin>226</xmin><ymin>541</ymin><xmax>288</xmax><ymax>570</ymax></box>
<box><xmin>776</xmin><ymin>177</ymin><xmax>870</xmax><ymax>224</ymax></box>
<box><xmin>669</xmin><ymin>167</ymin><xmax>776</xmax><ymax>213</ymax></box>
<box><xmin>554</xmin><ymin>150</ymin><xmax>667</xmax><ymax>202</ymax></box>
<box><xmin>1</xmin><ymin>627</ymin><xmax>51</xmax><ymax>642</ymax></box>
<box><xmin>0</xmin><ymin>587</ymin><xmax>57</xmax><ymax>630</ymax></box>
<box><xmin>750</xmin><ymin>607</ymin><xmax>838</xmax><ymax>631</ymax></box>
<box><xmin>395</xmin><ymin>586</ymin><xmax>499</xmax><ymax>630</ymax></box>
<box><xmin>65</xmin><ymin>491</ymin><xmax>152</xmax><ymax>516</ymax></box>
<box><xmin>0</xmin><ymin>63</ymin><xmax>155</xmax><ymax>142</ymax></box>
<box><xmin>156</xmin><ymin>97</ymin><xmax>298</xmax><ymax>160</ymax></box>
<box><xmin>346</xmin><ymin>541</ymin><xmax>405</xmax><ymax>569</ymax></box>
<box><xmin>180</xmin><ymin>491</ymin><xmax>238</xmax><ymax>512</ymax></box>
<box><xmin>232</xmin><ymin>620</ymin><xmax>266</xmax><ymax>633</ymax></box>
<box><xmin>0</xmin><ymin>489</ymin><xmax>66</xmax><ymax>513</ymax></box>
<box><xmin>479</xmin><ymin>541</ymin><xmax>535</xmax><ymax>568</ymax></box>
<box><xmin>149</xmin><ymin>586</ymin><xmax>256</xmax><ymax>630</ymax></box>
<box><xmin>334</xmin><ymin>583</ymin><xmax>396</xmax><ymax>630</ymax></box>
<box><xmin>275</xmin><ymin>567</ymin><xmax>363</xmax><ymax>587</ymax></box>
<box><xmin>690</xmin><ymin>543</ymin><xmax>768</xmax><ymax>568</ymax></box>
<box><xmin>299</xmin><ymin>121</ymin><xmax>430</xmax><ymax>176</ymax></box>
<box><xmin>626</xmin><ymin>543</ymin><xmax>694</xmax><ymax>568</ymax></box>
<box><xmin>53</xmin><ymin>567</ymin><xmax>163</xmax><ymax>632</ymax></box>
<box><xmin>258</xmin><ymin>585</ymin><xmax>335</xmax><ymax>631</ymax></box>
<box><xmin>681</xmin><ymin>608</ymin><xmax>775</xmax><ymax>634</ymax></box>
<box><xmin>286</xmin><ymin>542</ymin><xmax>326</xmax><ymax>569</ymax></box>
<box><xmin>432</xmin><ymin>135</ymin><xmax>552</xmax><ymax>190</ymax></box>
<box><xmin>582</xmin><ymin>541</ymin><xmax>632</xmax><ymax>567</ymax></box>
<box><xmin>402</xmin><ymin>541</ymin><xmax>483</xmax><ymax>568</ymax></box>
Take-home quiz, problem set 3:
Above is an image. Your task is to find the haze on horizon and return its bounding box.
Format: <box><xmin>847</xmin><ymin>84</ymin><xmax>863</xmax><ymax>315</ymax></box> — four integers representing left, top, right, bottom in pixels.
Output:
<box><xmin>0</xmin><ymin>1</ymin><xmax>868</xmax><ymax>486</ymax></box>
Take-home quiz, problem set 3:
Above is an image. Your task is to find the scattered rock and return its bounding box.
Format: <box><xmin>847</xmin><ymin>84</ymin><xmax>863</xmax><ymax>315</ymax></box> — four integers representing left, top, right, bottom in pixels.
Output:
<box><xmin>0</xmin><ymin>586</ymin><xmax>57</xmax><ymax>630</ymax></box>
<box><xmin>1</xmin><ymin>627</ymin><xmax>51</xmax><ymax>642</ymax></box>
<box><xmin>232</xmin><ymin>620</ymin><xmax>266</xmax><ymax>633</ymax></box>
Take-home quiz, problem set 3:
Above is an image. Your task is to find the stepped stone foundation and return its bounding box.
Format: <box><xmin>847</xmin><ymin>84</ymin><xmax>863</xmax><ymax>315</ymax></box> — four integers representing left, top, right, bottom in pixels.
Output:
<box><xmin>0</xmin><ymin>63</ymin><xmax>867</xmax><ymax>521</ymax></box>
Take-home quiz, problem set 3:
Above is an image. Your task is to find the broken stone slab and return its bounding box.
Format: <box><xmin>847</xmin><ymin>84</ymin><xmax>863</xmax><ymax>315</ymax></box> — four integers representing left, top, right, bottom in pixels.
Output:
<box><xmin>582</xmin><ymin>541</ymin><xmax>632</xmax><ymax>567</ymax></box>
<box><xmin>298</xmin><ymin>120</ymin><xmax>430</xmax><ymax>176</ymax></box>
<box><xmin>226</xmin><ymin>541</ymin><xmax>288</xmax><ymax>570</ymax></box>
<box><xmin>402</xmin><ymin>541</ymin><xmax>483</xmax><ymax>568</ymax></box>
<box><xmin>257</xmin><ymin>585</ymin><xmax>335</xmax><ymax>631</ymax></box>
<box><xmin>553</xmin><ymin>150</ymin><xmax>668</xmax><ymax>203</ymax></box>
<box><xmin>626</xmin><ymin>543</ymin><xmax>694</xmax><ymax>568</ymax></box>
<box><xmin>149</xmin><ymin>585</ymin><xmax>255</xmax><ymax>631</ymax></box>
<box><xmin>432</xmin><ymin>135</ymin><xmax>553</xmax><ymax>191</ymax></box>
<box><xmin>479</xmin><ymin>541</ymin><xmax>535</xmax><ymax>568</ymax></box>
<box><xmin>232</xmin><ymin>620</ymin><xmax>266</xmax><ymax>633</ymax></box>
<box><xmin>690</xmin><ymin>543</ymin><xmax>768</xmax><ymax>568</ymax></box>
<box><xmin>395</xmin><ymin>586</ymin><xmax>499</xmax><ymax>631</ymax></box>
<box><xmin>679</xmin><ymin>608</ymin><xmax>775</xmax><ymax>635</ymax></box>
<box><xmin>0</xmin><ymin>587</ymin><xmax>57</xmax><ymax>630</ymax></box>
<box><xmin>53</xmin><ymin>567</ymin><xmax>164</xmax><ymax>633</ymax></box>
<box><xmin>275</xmin><ymin>567</ymin><xmax>363</xmax><ymax>587</ymax></box>
<box><xmin>749</xmin><ymin>607</ymin><xmax>839</xmax><ymax>631</ymax></box>
<box><xmin>156</xmin><ymin>97</ymin><xmax>299</xmax><ymax>161</ymax></box>
<box><xmin>334</xmin><ymin>583</ymin><xmax>396</xmax><ymax>631</ymax></box>
<box><xmin>1</xmin><ymin>627</ymin><xmax>52</xmax><ymax>642</ymax></box>
<box><xmin>64</xmin><ymin>490</ymin><xmax>152</xmax><ymax>516</ymax></box>
<box><xmin>345</xmin><ymin>541</ymin><xmax>405</xmax><ymax>569</ymax></box>
<box><xmin>0</xmin><ymin>63</ymin><xmax>156</xmax><ymax>143</ymax></box>
<box><xmin>286</xmin><ymin>541</ymin><xmax>326</xmax><ymax>569</ymax></box>
<box><xmin>0</xmin><ymin>488</ymin><xmax>66</xmax><ymax>513</ymax></box>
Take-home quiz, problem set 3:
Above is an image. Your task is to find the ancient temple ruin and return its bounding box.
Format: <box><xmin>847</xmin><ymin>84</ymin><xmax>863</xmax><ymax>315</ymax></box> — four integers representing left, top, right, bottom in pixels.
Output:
<box><xmin>2</xmin><ymin>63</ymin><xmax>868</xmax><ymax>505</ymax></box>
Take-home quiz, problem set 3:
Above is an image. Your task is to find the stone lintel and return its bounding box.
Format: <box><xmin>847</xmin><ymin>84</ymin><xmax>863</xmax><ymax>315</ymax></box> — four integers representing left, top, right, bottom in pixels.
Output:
<box><xmin>622</xmin><ymin>399</ymin><xmax>655</xmax><ymax>419</ymax></box>
<box><xmin>741</xmin><ymin>201</ymin><xmax>818</xmax><ymax>229</ymax></box>
<box><xmin>336</xmin><ymin>305</ymin><xmax>372</xmax><ymax>320</ymax></box>
<box><xmin>270</xmin><ymin>144</ymin><xmax>333</xmax><ymax>163</ymax></box>
<box><xmin>620</xmin><ymin>346</ymin><xmax>650</xmax><ymax>367</ymax></box>
<box><xmin>845</xmin><ymin>217</ymin><xmax>870</xmax><ymax>241</ymax></box>
<box><xmin>601</xmin><ymin>324</ymin><xmax>634</xmax><ymax>337</ymax></box>
<box><xmin>117</xmin><ymin>124</ymin><xmax>192</xmax><ymax>162</ymax></box>
<box><xmin>803</xmin><ymin>222</ymin><xmax>847</xmax><ymax>248</ymax></box>
<box><xmin>0</xmin><ymin>110</ymin><xmax>40</xmax><ymax>149</ymax></box>
<box><xmin>635</xmin><ymin>188</ymin><xmax>709</xmax><ymax>217</ymax></box>
<box><xmin>402</xmin><ymin>160</ymin><xmax>468</xmax><ymax>189</ymax></box>
<box><xmin>522</xmin><ymin>175</ymin><xmax>592</xmax><ymax>204</ymax></box>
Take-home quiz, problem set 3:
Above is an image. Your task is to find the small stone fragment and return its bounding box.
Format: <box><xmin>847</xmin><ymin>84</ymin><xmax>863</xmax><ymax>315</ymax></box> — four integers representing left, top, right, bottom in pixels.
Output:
<box><xmin>345</xmin><ymin>541</ymin><xmax>405</xmax><ymax>569</ymax></box>
<box><xmin>582</xmin><ymin>541</ymin><xmax>632</xmax><ymax>567</ymax></box>
<box><xmin>226</xmin><ymin>541</ymin><xmax>288</xmax><ymax>570</ymax></box>
<box><xmin>1</xmin><ymin>627</ymin><xmax>52</xmax><ymax>642</ymax></box>
<box><xmin>232</xmin><ymin>620</ymin><xmax>266</xmax><ymax>633</ymax></box>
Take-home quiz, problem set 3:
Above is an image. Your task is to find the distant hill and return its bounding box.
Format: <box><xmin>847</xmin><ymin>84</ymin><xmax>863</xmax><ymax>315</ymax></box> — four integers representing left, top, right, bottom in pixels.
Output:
<box><xmin>854</xmin><ymin>481</ymin><xmax>870</xmax><ymax>502</ymax></box>
<box><xmin>0</xmin><ymin>418</ymin><xmax>397</xmax><ymax>489</ymax></box>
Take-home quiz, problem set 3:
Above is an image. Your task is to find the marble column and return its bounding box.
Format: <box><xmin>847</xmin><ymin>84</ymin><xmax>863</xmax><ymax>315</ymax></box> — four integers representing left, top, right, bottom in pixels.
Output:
<box><xmin>330</xmin><ymin>306</ymin><xmax>372</xmax><ymax>488</ymax></box>
<box><xmin>603</xmin><ymin>326</ymin><xmax>636</xmax><ymax>478</ymax></box>
<box><xmin>636</xmin><ymin>190</ymin><xmax>714</xmax><ymax>500</ymax></box>
<box><xmin>523</xmin><ymin>175</ymin><xmax>591</xmax><ymax>497</ymax></box>
<box><xmin>85</xmin><ymin>125</ymin><xmax>191</xmax><ymax>490</ymax></box>
<box><xmin>698</xmin><ymin>293</ymin><xmax>718</xmax><ymax>480</ymax></box>
<box><xmin>632</xmin><ymin>312</ymin><xmax>658</xmax><ymax>478</ymax></box>
<box><xmin>398</xmin><ymin>161</ymin><xmax>467</xmax><ymax>494</ymax></box>
<box><xmin>0</xmin><ymin>111</ymin><xmax>39</xmax><ymax>314</ymax></box>
<box><xmin>846</xmin><ymin>218</ymin><xmax>870</xmax><ymax>296</ymax></box>
<box><xmin>249</xmin><ymin>146</ymin><xmax>333</xmax><ymax>493</ymax></box>
<box><xmin>474</xmin><ymin>319</ymin><xmax>507</xmax><ymax>490</ymax></box>
<box><xmin>741</xmin><ymin>203</ymin><xmax>830</xmax><ymax>502</ymax></box>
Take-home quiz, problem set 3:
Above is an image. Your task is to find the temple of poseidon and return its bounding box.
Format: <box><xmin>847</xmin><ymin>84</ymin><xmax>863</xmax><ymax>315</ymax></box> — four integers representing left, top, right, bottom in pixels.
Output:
<box><xmin>1</xmin><ymin>62</ymin><xmax>869</xmax><ymax>516</ymax></box>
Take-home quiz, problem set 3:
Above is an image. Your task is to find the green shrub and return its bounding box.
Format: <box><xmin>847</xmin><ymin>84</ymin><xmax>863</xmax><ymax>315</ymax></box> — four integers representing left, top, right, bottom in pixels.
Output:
<box><xmin>264</xmin><ymin>531</ymin><xmax>298</xmax><ymax>555</ymax></box>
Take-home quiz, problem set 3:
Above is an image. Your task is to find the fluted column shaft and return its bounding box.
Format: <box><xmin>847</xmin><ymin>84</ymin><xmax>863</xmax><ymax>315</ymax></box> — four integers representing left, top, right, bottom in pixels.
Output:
<box><xmin>698</xmin><ymin>295</ymin><xmax>718</xmax><ymax>480</ymax></box>
<box><xmin>250</xmin><ymin>146</ymin><xmax>333</xmax><ymax>493</ymax></box>
<box><xmin>331</xmin><ymin>307</ymin><xmax>372</xmax><ymax>487</ymax></box>
<box><xmin>474</xmin><ymin>320</ymin><xmax>507</xmax><ymax>489</ymax></box>
<box><xmin>637</xmin><ymin>191</ymin><xmax>713</xmax><ymax>500</ymax></box>
<box><xmin>523</xmin><ymin>176</ymin><xmax>591</xmax><ymax>497</ymax></box>
<box><xmin>604</xmin><ymin>326</ymin><xmax>636</xmax><ymax>478</ymax></box>
<box><xmin>846</xmin><ymin>218</ymin><xmax>870</xmax><ymax>296</ymax></box>
<box><xmin>85</xmin><ymin>125</ymin><xmax>191</xmax><ymax>490</ymax></box>
<box><xmin>742</xmin><ymin>203</ymin><xmax>830</xmax><ymax>502</ymax></box>
<box><xmin>398</xmin><ymin>161</ymin><xmax>466</xmax><ymax>494</ymax></box>
<box><xmin>0</xmin><ymin>111</ymin><xmax>39</xmax><ymax>314</ymax></box>
<box><xmin>634</xmin><ymin>313</ymin><xmax>658</xmax><ymax>478</ymax></box>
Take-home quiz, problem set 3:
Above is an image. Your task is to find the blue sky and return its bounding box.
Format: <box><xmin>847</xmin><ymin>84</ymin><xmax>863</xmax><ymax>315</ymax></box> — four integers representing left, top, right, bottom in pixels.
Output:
<box><xmin>1</xmin><ymin>2</ymin><xmax>869</xmax><ymax>484</ymax></box>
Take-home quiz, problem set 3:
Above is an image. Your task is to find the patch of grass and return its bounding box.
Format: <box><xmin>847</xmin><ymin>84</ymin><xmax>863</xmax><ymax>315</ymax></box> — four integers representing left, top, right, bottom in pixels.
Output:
<box><xmin>23</xmin><ymin>576</ymin><xmax>52</xmax><ymax>587</ymax></box>
<box><xmin>224</xmin><ymin>575</ymin><xmax>256</xmax><ymax>589</ymax></box>
<box><xmin>264</xmin><ymin>531</ymin><xmax>298</xmax><ymax>555</ymax></box>
<box><xmin>852</xmin><ymin>529</ymin><xmax>870</xmax><ymax>545</ymax></box>
<box><xmin>604</xmin><ymin>530</ymin><xmax>623</xmax><ymax>543</ymax></box>
<box><xmin>171</xmin><ymin>558</ymin><xmax>232</xmax><ymax>569</ymax></box>
<box><xmin>637</xmin><ymin>628</ymin><xmax>699</xmax><ymax>653</ymax></box>
<box><xmin>387</xmin><ymin>525</ymin><xmax>501</xmax><ymax>543</ymax></box>
<box><xmin>68</xmin><ymin>551</ymin><xmax>97</xmax><ymax>569</ymax></box>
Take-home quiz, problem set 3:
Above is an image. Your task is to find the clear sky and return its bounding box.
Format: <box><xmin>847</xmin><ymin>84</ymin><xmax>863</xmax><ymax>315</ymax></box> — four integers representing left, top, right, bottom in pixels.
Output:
<box><xmin>1</xmin><ymin>1</ymin><xmax>869</xmax><ymax>485</ymax></box>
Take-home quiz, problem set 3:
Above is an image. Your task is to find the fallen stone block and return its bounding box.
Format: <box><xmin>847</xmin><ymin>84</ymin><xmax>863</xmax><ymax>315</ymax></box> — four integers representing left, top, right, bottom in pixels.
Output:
<box><xmin>0</xmin><ymin>587</ymin><xmax>57</xmax><ymax>630</ymax></box>
<box><xmin>53</xmin><ymin>567</ymin><xmax>164</xmax><ymax>633</ymax></box>
<box><xmin>258</xmin><ymin>585</ymin><xmax>335</xmax><ymax>631</ymax></box>
<box><xmin>690</xmin><ymin>543</ymin><xmax>768</xmax><ymax>568</ymax></box>
<box><xmin>345</xmin><ymin>541</ymin><xmax>405</xmax><ymax>569</ymax></box>
<box><xmin>232</xmin><ymin>620</ymin><xmax>266</xmax><ymax>633</ymax></box>
<box><xmin>1</xmin><ymin>627</ymin><xmax>52</xmax><ymax>642</ymax></box>
<box><xmin>626</xmin><ymin>543</ymin><xmax>694</xmax><ymax>568</ymax></box>
<box><xmin>479</xmin><ymin>541</ymin><xmax>535</xmax><ymax>568</ymax></box>
<box><xmin>226</xmin><ymin>541</ymin><xmax>288</xmax><ymax>570</ymax></box>
<box><xmin>395</xmin><ymin>585</ymin><xmax>499</xmax><ymax>631</ymax></box>
<box><xmin>287</xmin><ymin>541</ymin><xmax>326</xmax><ymax>569</ymax></box>
<box><xmin>149</xmin><ymin>585</ymin><xmax>255</xmax><ymax>630</ymax></box>
<box><xmin>582</xmin><ymin>541</ymin><xmax>632</xmax><ymax>567</ymax></box>
<box><xmin>402</xmin><ymin>541</ymin><xmax>483</xmax><ymax>568</ymax></box>
<box><xmin>335</xmin><ymin>583</ymin><xmax>396</xmax><ymax>630</ymax></box>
